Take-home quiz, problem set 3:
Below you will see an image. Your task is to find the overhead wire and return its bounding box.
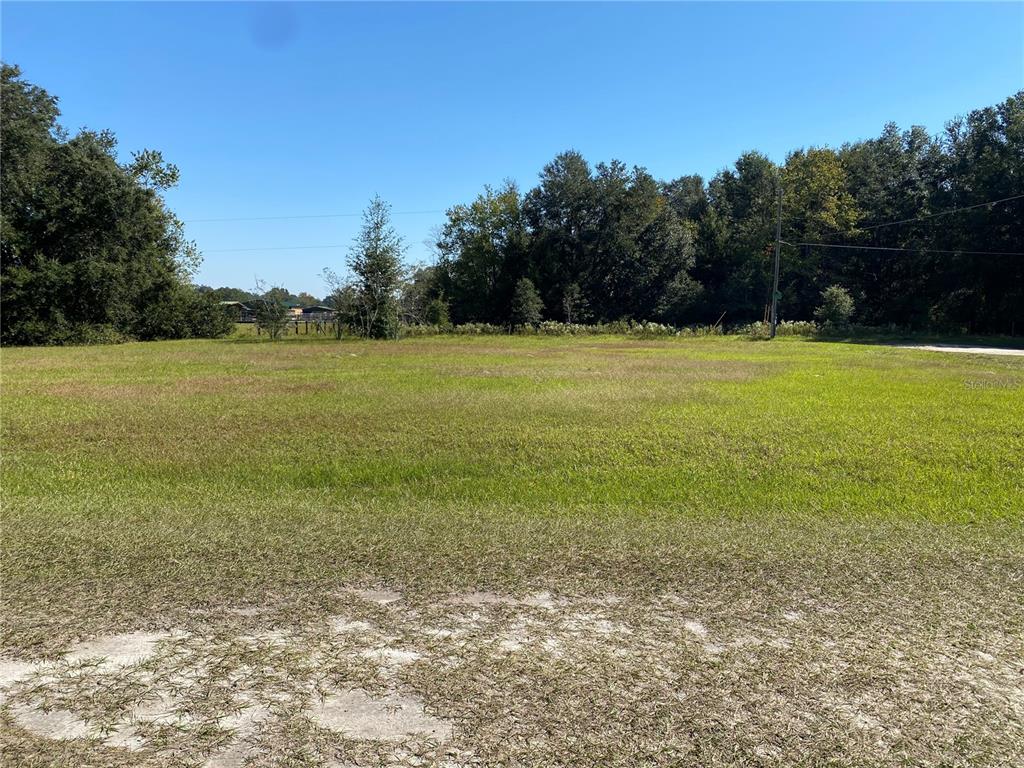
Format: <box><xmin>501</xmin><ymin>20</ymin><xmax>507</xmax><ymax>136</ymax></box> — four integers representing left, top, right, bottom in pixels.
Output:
<box><xmin>781</xmin><ymin>241</ymin><xmax>1024</xmax><ymax>257</ymax></box>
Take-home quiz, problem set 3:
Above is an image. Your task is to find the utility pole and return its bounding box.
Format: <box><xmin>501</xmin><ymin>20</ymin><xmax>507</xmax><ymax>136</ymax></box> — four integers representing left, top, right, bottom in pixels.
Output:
<box><xmin>769</xmin><ymin>179</ymin><xmax>783</xmax><ymax>339</ymax></box>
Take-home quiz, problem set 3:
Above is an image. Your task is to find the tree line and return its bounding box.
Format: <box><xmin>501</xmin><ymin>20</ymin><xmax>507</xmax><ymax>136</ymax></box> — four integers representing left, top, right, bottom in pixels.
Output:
<box><xmin>425</xmin><ymin>92</ymin><xmax>1022</xmax><ymax>335</ymax></box>
<box><xmin>195</xmin><ymin>286</ymin><xmax>326</xmax><ymax>308</ymax></box>
<box><xmin>0</xmin><ymin>64</ymin><xmax>232</xmax><ymax>345</ymax></box>
<box><xmin>2</xmin><ymin>61</ymin><xmax>1021</xmax><ymax>345</ymax></box>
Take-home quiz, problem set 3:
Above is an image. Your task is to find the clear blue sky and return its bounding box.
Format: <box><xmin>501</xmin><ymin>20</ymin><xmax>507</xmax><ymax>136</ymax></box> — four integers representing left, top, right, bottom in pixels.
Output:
<box><xmin>3</xmin><ymin>2</ymin><xmax>1022</xmax><ymax>296</ymax></box>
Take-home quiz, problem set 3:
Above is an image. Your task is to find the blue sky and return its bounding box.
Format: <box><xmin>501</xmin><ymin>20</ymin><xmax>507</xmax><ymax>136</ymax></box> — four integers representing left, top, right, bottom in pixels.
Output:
<box><xmin>3</xmin><ymin>2</ymin><xmax>1022</xmax><ymax>296</ymax></box>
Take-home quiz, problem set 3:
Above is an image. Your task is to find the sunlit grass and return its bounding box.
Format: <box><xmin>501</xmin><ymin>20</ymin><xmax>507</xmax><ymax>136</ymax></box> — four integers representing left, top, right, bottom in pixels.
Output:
<box><xmin>3</xmin><ymin>334</ymin><xmax>1021</xmax><ymax>630</ymax></box>
<box><xmin>1</xmin><ymin>334</ymin><xmax>1022</xmax><ymax>764</ymax></box>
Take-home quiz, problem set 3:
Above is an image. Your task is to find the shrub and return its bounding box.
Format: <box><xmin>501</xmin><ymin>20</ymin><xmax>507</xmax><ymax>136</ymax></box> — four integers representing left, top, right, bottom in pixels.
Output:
<box><xmin>400</xmin><ymin>324</ymin><xmax>443</xmax><ymax>338</ymax></box>
<box><xmin>676</xmin><ymin>324</ymin><xmax>724</xmax><ymax>337</ymax></box>
<box><xmin>509</xmin><ymin>278</ymin><xmax>543</xmax><ymax>329</ymax></box>
<box><xmin>627</xmin><ymin>321</ymin><xmax>676</xmax><ymax>338</ymax></box>
<box><xmin>814</xmin><ymin>285</ymin><xmax>855</xmax><ymax>328</ymax></box>
<box><xmin>562</xmin><ymin>283</ymin><xmax>590</xmax><ymax>324</ymax></box>
<box><xmin>535</xmin><ymin>321</ymin><xmax>601</xmax><ymax>336</ymax></box>
<box><xmin>452</xmin><ymin>322</ymin><xmax>505</xmax><ymax>335</ymax></box>
<box><xmin>186</xmin><ymin>293</ymin><xmax>236</xmax><ymax>338</ymax></box>
<box><xmin>737</xmin><ymin>320</ymin><xmax>818</xmax><ymax>339</ymax></box>
<box><xmin>253</xmin><ymin>297</ymin><xmax>289</xmax><ymax>340</ymax></box>
<box><xmin>425</xmin><ymin>296</ymin><xmax>452</xmax><ymax>329</ymax></box>
<box><xmin>777</xmin><ymin>320</ymin><xmax>818</xmax><ymax>336</ymax></box>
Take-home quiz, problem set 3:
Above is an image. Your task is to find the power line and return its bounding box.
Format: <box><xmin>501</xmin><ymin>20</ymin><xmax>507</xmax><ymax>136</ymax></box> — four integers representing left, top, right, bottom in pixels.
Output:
<box><xmin>198</xmin><ymin>194</ymin><xmax>1024</xmax><ymax>254</ymax></box>
<box><xmin>184</xmin><ymin>209</ymin><xmax>444</xmax><ymax>223</ymax></box>
<box><xmin>782</xmin><ymin>240</ymin><xmax>1024</xmax><ymax>257</ymax></box>
<box><xmin>210</xmin><ymin>238</ymin><xmax>1024</xmax><ymax>256</ymax></box>
<box><xmin>854</xmin><ymin>193</ymin><xmax>1024</xmax><ymax>232</ymax></box>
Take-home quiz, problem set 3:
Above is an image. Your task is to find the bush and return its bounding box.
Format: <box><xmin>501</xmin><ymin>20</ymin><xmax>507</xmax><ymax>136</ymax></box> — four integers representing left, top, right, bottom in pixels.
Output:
<box><xmin>186</xmin><ymin>293</ymin><xmax>235</xmax><ymax>338</ymax></box>
<box><xmin>1</xmin><ymin>285</ymin><xmax>231</xmax><ymax>346</ymax></box>
<box><xmin>136</xmin><ymin>287</ymin><xmax>235</xmax><ymax>341</ymax></box>
<box><xmin>627</xmin><ymin>321</ymin><xmax>676</xmax><ymax>338</ymax></box>
<box><xmin>401</xmin><ymin>319</ymin><xmax>822</xmax><ymax>340</ymax></box>
<box><xmin>400</xmin><ymin>324</ymin><xmax>444</xmax><ymax>338</ymax></box>
<box><xmin>452</xmin><ymin>322</ymin><xmax>505</xmax><ymax>335</ymax></box>
<box><xmin>676</xmin><ymin>324</ymin><xmax>725</xmax><ymax>337</ymax></box>
<box><xmin>738</xmin><ymin>320</ymin><xmax>818</xmax><ymax>339</ymax></box>
<box><xmin>425</xmin><ymin>297</ymin><xmax>452</xmax><ymax>329</ymax></box>
<box><xmin>814</xmin><ymin>285</ymin><xmax>855</xmax><ymax>328</ymax></box>
<box><xmin>531</xmin><ymin>321</ymin><xmax>599</xmax><ymax>336</ymax></box>
<box><xmin>253</xmin><ymin>297</ymin><xmax>290</xmax><ymax>340</ymax></box>
<box><xmin>509</xmin><ymin>278</ymin><xmax>543</xmax><ymax>329</ymax></box>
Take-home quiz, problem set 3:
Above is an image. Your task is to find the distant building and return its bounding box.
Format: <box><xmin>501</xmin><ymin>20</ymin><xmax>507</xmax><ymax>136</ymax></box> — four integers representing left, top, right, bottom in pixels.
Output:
<box><xmin>301</xmin><ymin>305</ymin><xmax>335</xmax><ymax>322</ymax></box>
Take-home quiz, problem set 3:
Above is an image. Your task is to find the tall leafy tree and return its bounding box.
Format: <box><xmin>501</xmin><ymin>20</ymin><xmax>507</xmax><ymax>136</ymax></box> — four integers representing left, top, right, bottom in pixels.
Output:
<box><xmin>524</xmin><ymin>151</ymin><xmax>598</xmax><ymax>311</ymax></box>
<box><xmin>347</xmin><ymin>195</ymin><xmax>404</xmax><ymax>339</ymax></box>
<box><xmin>935</xmin><ymin>93</ymin><xmax>1024</xmax><ymax>332</ymax></box>
<box><xmin>0</xmin><ymin>64</ymin><xmax>224</xmax><ymax>345</ymax></box>
<box><xmin>780</xmin><ymin>147</ymin><xmax>860</xmax><ymax>319</ymax></box>
<box><xmin>838</xmin><ymin>124</ymin><xmax>946</xmax><ymax>326</ymax></box>
<box><xmin>436</xmin><ymin>181</ymin><xmax>529</xmax><ymax>324</ymax></box>
<box><xmin>694</xmin><ymin>151</ymin><xmax>779</xmax><ymax>324</ymax></box>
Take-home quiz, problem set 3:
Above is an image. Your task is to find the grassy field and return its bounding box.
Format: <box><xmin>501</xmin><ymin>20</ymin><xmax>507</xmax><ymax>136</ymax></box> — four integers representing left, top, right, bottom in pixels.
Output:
<box><xmin>1</xmin><ymin>334</ymin><xmax>1022</xmax><ymax>767</ymax></box>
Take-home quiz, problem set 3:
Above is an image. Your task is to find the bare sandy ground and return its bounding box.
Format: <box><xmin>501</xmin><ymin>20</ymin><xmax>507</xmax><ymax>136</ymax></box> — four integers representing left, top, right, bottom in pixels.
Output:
<box><xmin>1</xmin><ymin>587</ymin><xmax>1021</xmax><ymax>766</ymax></box>
<box><xmin>897</xmin><ymin>344</ymin><xmax>1024</xmax><ymax>356</ymax></box>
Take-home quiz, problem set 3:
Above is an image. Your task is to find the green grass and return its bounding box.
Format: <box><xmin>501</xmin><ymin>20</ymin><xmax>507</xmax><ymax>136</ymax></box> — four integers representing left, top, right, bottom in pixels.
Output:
<box><xmin>2</xmin><ymin>334</ymin><xmax>1022</xmax><ymax>766</ymax></box>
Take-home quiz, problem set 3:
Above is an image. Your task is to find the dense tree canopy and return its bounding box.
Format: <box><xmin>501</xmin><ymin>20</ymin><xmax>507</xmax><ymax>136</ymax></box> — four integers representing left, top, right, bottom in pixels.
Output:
<box><xmin>434</xmin><ymin>92</ymin><xmax>1023</xmax><ymax>334</ymax></box>
<box><xmin>1</xmin><ymin>64</ymin><xmax>229</xmax><ymax>345</ymax></box>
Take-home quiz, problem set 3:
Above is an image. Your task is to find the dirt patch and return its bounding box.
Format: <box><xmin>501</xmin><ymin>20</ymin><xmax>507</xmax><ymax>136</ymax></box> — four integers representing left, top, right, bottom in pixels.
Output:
<box><xmin>350</xmin><ymin>588</ymin><xmax>403</xmax><ymax>605</ymax></box>
<box><xmin>329</xmin><ymin>616</ymin><xmax>374</xmax><ymax>634</ymax></box>
<box><xmin>310</xmin><ymin>688</ymin><xmax>453</xmax><ymax>742</ymax></box>
<box><xmin>447</xmin><ymin>591</ymin><xmax>519</xmax><ymax>606</ymax></box>
<box><xmin>359</xmin><ymin>647</ymin><xmax>422</xmax><ymax>667</ymax></box>
<box><xmin>65</xmin><ymin>630</ymin><xmax>172</xmax><ymax>667</ymax></box>
<box><xmin>0</xmin><ymin>659</ymin><xmax>37</xmax><ymax>704</ymax></box>
<box><xmin>3</xmin><ymin>590</ymin><xmax>1022</xmax><ymax>765</ymax></box>
<box><xmin>9</xmin><ymin>705</ymin><xmax>91</xmax><ymax>741</ymax></box>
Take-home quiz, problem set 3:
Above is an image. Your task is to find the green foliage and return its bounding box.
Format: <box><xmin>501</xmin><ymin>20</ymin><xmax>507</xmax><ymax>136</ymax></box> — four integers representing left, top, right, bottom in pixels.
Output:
<box><xmin>434</xmin><ymin>92</ymin><xmax>1022</xmax><ymax>336</ymax></box>
<box><xmin>509</xmin><ymin>277</ymin><xmax>543</xmax><ymax>329</ymax></box>
<box><xmin>814</xmin><ymin>285</ymin><xmax>855</xmax><ymax>327</ymax></box>
<box><xmin>199</xmin><ymin>286</ymin><xmax>258</xmax><ymax>303</ymax></box>
<box><xmin>436</xmin><ymin>181</ymin><xmax>529</xmax><ymax>325</ymax></box>
<box><xmin>5</xmin><ymin>61</ymin><xmax>1020</xmax><ymax>344</ymax></box>
<box><xmin>425</xmin><ymin>295</ymin><xmax>452</xmax><ymax>329</ymax></box>
<box><xmin>0</xmin><ymin>64</ymin><xmax>211</xmax><ymax>346</ymax></box>
<box><xmin>525</xmin><ymin>154</ymin><xmax>699</xmax><ymax>323</ymax></box>
<box><xmin>346</xmin><ymin>196</ymin><xmax>404</xmax><ymax>339</ymax></box>
<box><xmin>135</xmin><ymin>284</ymin><xmax>235</xmax><ymax>341</ymax></box>
<box><xmin>562</xmin><ymin>282</ymin><xmax>589</xmax><ymax>324</ymax></box>
<box><xmin>740</xmin><ymin>320</ymin><xmax>819</xmax><ymax>339</ymax></box>
<box><xmin>399</xmin><ymin>265</ymin><xmax>443</xmax><ymax>325</ymax></box>
<box><xmin>253</xmin><ymin>293</ymin><xmax>290</xmax><ymax>340</ymax></box>
<box><xmin>325</xmin><ymin>282</ymin><xmax>360</xmax><ymax>339</ymax></box>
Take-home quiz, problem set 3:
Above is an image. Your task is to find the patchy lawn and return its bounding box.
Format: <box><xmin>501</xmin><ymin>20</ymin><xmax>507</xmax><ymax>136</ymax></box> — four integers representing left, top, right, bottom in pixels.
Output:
<box><xmin>2</xmin><ymin>335</ymin><xmax>1022</xmax><ymax>766</ymax></box>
